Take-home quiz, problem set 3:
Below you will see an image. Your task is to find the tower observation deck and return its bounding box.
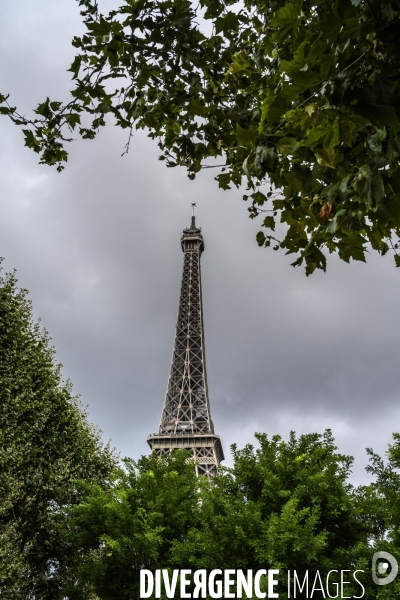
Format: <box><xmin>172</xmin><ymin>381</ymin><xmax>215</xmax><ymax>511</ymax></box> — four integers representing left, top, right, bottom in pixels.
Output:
<box><xmin>147</xmin><ymin>206</ymin><xmax>224</xmax><ymax>477</ymax></box>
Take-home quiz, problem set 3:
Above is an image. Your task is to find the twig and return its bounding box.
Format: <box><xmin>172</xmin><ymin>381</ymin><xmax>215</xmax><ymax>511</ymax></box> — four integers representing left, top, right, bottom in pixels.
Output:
<box><xmin>338</xmin><ymin>51</ymin><xmax>368</xmax><ymax>75</ymax></box>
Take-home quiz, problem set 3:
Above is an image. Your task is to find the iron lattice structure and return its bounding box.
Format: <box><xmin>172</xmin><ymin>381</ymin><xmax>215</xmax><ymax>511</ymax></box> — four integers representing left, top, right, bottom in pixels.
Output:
<box><xmin>147</xmin><ymin>210</ymin><xmax>224</xmax><ymax>477</ymax></box>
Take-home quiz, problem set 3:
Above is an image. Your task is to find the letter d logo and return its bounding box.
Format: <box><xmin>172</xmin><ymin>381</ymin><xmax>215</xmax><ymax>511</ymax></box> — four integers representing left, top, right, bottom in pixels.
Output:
<box><xmin>372</xmin><ymin>551</ymin><xmax>398</xmax><ymax>586</ymax></box>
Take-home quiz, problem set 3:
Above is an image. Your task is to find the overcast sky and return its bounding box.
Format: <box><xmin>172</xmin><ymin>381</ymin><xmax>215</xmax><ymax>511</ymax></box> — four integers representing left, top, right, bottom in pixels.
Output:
<box><xmin>1</xmin><ymin>0</ymin><xmax>400</xmax><ymax>484</ymax></box>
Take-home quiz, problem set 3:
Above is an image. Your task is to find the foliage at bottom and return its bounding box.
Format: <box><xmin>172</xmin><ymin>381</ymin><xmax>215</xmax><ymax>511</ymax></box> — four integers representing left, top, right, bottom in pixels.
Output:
<box><xmin>63</xmin><ymin>432</ymin><xmax>400</xmax><ymax>599</ymax></box>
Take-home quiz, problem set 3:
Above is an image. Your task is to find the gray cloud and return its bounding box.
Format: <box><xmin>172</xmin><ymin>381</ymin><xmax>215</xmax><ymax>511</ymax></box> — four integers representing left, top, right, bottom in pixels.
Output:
<box><xmin>1</xmin><ymin>0</ymin><xmax>399</xmax><ymax>486</ymax></box>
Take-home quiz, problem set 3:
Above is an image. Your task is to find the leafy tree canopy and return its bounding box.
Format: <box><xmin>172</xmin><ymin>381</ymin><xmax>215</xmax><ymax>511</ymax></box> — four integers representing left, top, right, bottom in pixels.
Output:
<box><xmin>2</xmin><ymin>0</ymin><xmax>400</xmax><ymax>273</ymax></box>
<box><xmin>0</xmin><ymin>265</ymin><xmax>116</xmax><ymax>599</ymax></box>
<box><xmin>63</xmin><ymin>451</ymin><xmax>201</xmax><ymax>599</ymax></box>
<box><xmin>61</xmin><ymin>430</ymin><xmax>400</xmax><ymax>599</ymax></box>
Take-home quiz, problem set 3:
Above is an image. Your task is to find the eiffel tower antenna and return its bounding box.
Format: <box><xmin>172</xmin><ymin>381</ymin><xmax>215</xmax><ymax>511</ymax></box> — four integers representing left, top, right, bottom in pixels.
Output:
<box><xmin>147</xmin><ymin>207</ymin><xmax>224</xmax><ymax>477</ymax></box>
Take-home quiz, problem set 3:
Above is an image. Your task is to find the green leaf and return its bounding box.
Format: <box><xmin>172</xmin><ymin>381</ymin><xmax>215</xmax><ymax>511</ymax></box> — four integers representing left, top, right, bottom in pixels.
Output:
<box><xmin>215</xmin><ymin>172</ymin><xmax>232</xmax><ymax>190</ymax></box>
<box><xmin>50</xmin><ymin>101</ymin><xmax>62</xmax><ymax>112</ymax></box>
<box><xmin>22</xmin><ymin>129</ymin><xmax>41</xmax><ymax>153</ymax></box>
<box><xmin>262</xmin><ymin>216</ymin><xmax>275</xmax><ymax>230</ymax></box>
<box><xmin>68</xmin><ymin>56</ymin><xmax>83</xmax><ymax>79</ymax></box>
<box><xmin>261</xmin><ymin>84</ymin><xmax>306</xmax><ymax>124</ymax></box>
<box><xmin>319</xmin><ymin>10</ymin><xmax>342</xmax><ymax>42</ymax></box>
<box><xmin>367</xmin><ymin>228</ymin><xmax>383</xmax><ymax>251</ymax></box>
<box><xmin>66</xmin><ymin>113</ymin><xmax>81</xmax><ymax>129</ymax></box>
<box><xmin>322</xmin><ymin>177</ymin><xmax>349</xmax><ymax>201</ymax></box>
<box><xmin>251</xmin><ymin>191</ymin><xmax>267</xmax><ymax>205</ymax></box>
<box><xmin>279</xmin><ymin>40</ymin><xmax>307</xmax><ymax>76</ymax></box>
<box><xmin>326</xmin><ymin>209</ymin><xmax>346</xmax><ymax>234</ymax></box>
<box><xmin>254</xmin><ymin>146</ymin><xmax>277</xmax><ymax>173</ymax></box>
<box><xmin>339</xmin><ymin>118</ymin><xmax>357</xmax><ymax>147</ymax></box>
<box><xmin>86</xmin><ymin>16</ymin><xmax>113</xmax><ymax>36</ymax></box>
<box><xmin>315</xmin><ymin>148</ymin><xmax>343</xmax><ymax>169</ymax></box>
<box><xmin>190</xmin><ymin>98</ymin><xmax>209</xmax><ymax>117</ymax></box>
<box><xmin>215</xmin><ymin>12</ymin><xmax>239</xmax><ymax>34</ymax></box>
<box><xmin>236</xmin><ymin>124</ymin><xmax>256</xmax><ymax>146</ymax></box>
<box><xmin>338</xmin><ymin>233</ymin><xmax>367</xmax><ymax>263</ymax></box>
<box><xmin>228</xmin><ymin>52</ymin><xmax>254</xmax><ymax>75</ymax></box>
<box><xmin>256</xmin><ymin>231</ymin><xmax>266</xmax><ymax>245</ymax></box>
<box><xmin>271</xmin><ymin>2</ymin><xmax>300</xmax><ymax>42</ymax></box>
<box><xmin>35</xmin><ymin>99</ymin><xmax>52</xmax><ymax>118</ymax></box>
<box><xmin>357</xmin><ymin>103</ymin><xmax>398</xmax><ymax>130</ymax></box>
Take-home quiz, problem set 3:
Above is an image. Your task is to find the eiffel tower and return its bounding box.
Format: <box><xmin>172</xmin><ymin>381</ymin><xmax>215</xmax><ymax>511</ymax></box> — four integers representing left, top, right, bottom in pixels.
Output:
<box><xmin>147</xmin><ymin>205</ymin><xmax>224</xmax><ymax>477</ymax></box>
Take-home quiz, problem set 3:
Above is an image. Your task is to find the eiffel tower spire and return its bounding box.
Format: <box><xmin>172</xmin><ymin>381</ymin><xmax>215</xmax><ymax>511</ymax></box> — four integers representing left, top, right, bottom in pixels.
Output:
<box><xmin>147</xmin><ymin>206</ymin><xmax>224</xmax><ymax>477</ymax></box>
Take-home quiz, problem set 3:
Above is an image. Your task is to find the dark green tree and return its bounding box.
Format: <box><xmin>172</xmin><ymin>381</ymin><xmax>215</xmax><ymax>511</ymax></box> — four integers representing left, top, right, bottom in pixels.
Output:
<box><xmin>62</xmin><ymin>451</ymin><xmax>201</xmax><ymax>600</ymax></box>
<box><xmin>2</xmin><ymin>0</ymin><xmax>400</xmax><ymax>273</ymax></box>
<box><xmin>175</xmin><ymin>430</ymin><xmax>373</xmax><ymax>597</ymax></box>
<box><xmin>0</xmin><ymin>265</ymin><xmax>116</xmax><ymax>599</ymax></box>
<box><xmin>355</xmin><ymin>433</ymin><xmax>400</xmax><ymax>598</ymax></box>
<box><xmin>64</xmin><ymin>431</ymin><xmax>379</xmax><ymax>599</ymax></box>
